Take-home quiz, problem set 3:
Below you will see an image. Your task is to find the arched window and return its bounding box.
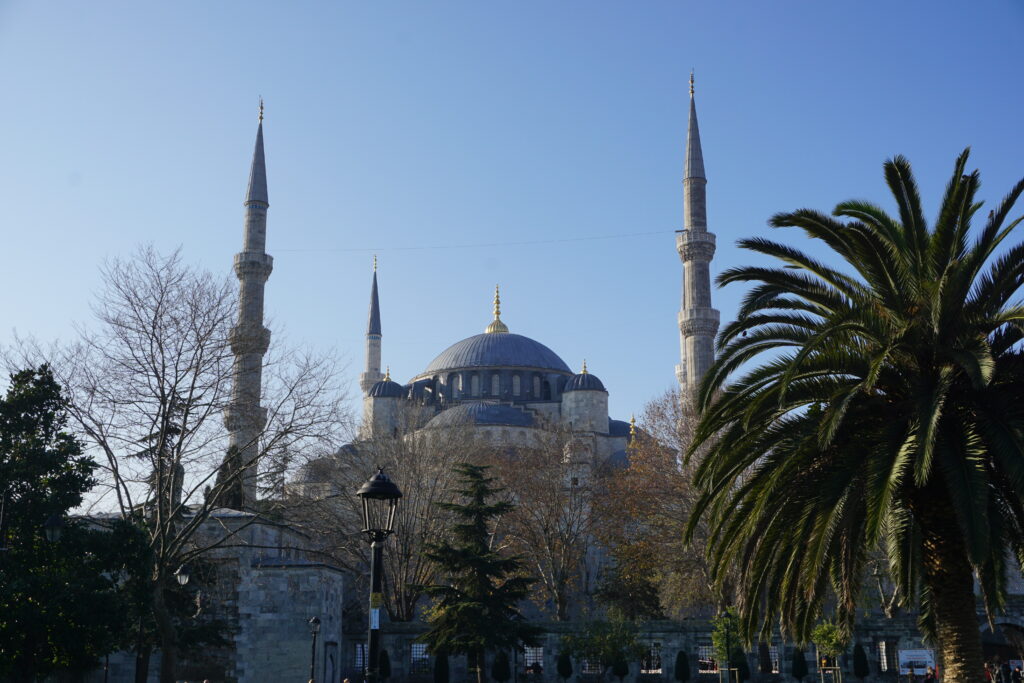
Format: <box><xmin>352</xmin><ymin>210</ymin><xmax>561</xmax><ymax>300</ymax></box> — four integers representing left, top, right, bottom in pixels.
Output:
<box><xmin>491</xmin><ymin>373</ymin><xmax>500</xmax><ymax>396</ymax></box>
<box><xmin>512</xmin><ymin>375</ymin><xmax>521</xmax><ymax>396</ymax></box>
<box><xmin>542</xmin><ymin>380</ymin><xmax>552</xmax><ymax>401</ymax></box>
<box><xmin>533</xmin><ymin>375</ymin><xmax>541</xmax><ymax>398</ymax></box>
<box><xmin>471</xmin><ymin>374</ymin><xmax>480</xmax><ymax>396</ymax></box>
<box><xmin>449</xmin><ymin>373</ymin><xmax>460</xmax><ymax>398</ymax></box>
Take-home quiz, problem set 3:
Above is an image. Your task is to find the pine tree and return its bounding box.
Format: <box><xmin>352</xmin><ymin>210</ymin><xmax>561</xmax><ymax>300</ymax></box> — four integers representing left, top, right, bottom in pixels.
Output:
<box><xmin>492</xmin><ymin>651</ymin><xmax>511</xmax><ymax>682</ymax></box>
<box><xmin>417</xmin><ymin>463</ymin><xmax>540</xmax><ymax>683</ymax></box>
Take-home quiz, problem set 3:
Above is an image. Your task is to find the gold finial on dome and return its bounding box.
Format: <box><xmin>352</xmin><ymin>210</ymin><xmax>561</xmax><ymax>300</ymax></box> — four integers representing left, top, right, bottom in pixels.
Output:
<box><xmin>485</xmin><ymin>284</ymin><xmax>509</xmax><ymax>334</ymax></box>
<box><xmin>581</xmin><ymin>359</ymin><xmax>588</xmax><ymax>374</ymax></box>
<box><xmin>629</xmin><ymin>414</ymin><xmax>637</xmax><ymax>438</ymax></box>
<box><xmin>384</xmin><ymin>365</ymin><xmax>391</xmax><ymax>381</ymax></box>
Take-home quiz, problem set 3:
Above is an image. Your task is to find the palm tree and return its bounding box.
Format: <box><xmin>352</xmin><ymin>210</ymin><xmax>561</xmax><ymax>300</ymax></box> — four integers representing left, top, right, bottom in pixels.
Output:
<box><xmin>687</xmin><ymin>149</ymin><xmax>1024</xmax><ymax>682</ymax></box>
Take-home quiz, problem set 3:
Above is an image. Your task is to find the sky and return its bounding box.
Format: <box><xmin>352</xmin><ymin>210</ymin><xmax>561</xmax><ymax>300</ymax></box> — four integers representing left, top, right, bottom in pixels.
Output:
<box><xmin>1</xmin><ymin>1</ymin><xmax>1022</xmax><ymax>422</ymax></box>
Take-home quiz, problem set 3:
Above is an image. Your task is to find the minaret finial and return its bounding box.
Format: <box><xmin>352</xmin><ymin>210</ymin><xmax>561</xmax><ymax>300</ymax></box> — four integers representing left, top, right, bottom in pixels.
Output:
<box><xmin>485</xmin><ymin>284</ymin><xmax>509</xmax><ymax>334</ymax></box>
<box><xmin>258</xmin><ymin>97</ymin><xmax>264</xmax><ymax>123</ymax></box>
<box><xmin>629</xmin><ymin>414</ymin><xmax>637</xmax><ymax>438</ymax></box>
<box><xmin>384</xmin><ymin>365</ymin><xmax>391</xmax><ymax>381</ymax></box>
<box><xmin>373</xmin><ymin>254</ymin><xmax>378</xmax><ymax>272</ymax></box>
<box><xmin>689</xmin><ymin>70</ymin><xmax>694</xmax><ymax>97</ymax></box>
<box><xmin>581</xmin><ymin>359</ymin><xmax>588</xmax><ymax>374</ymax></box>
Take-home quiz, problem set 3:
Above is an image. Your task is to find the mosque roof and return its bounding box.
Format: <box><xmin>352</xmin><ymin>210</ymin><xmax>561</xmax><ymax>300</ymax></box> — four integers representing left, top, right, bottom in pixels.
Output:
<box><xmin>368</xmin><ymin>378</ymin><xmax>404</xmax><ymax>398</ymax></box>
<box><xmin>423</xmin><ymin>401</ymin><xmax>535</xmax><ymax>429</ymax></box>
<box><xmin>563</xmin><ymin>363</ymin><xmax>606</xmax><ymax>393</ymax></box>
<box><xmin>608</xmin><ymin>418</ymin><xmax>631</xmax><ymax>437</ymax></box>
<box><xmin>423</xmin><ymin>333</ymin><xmax>571</xmax><ymax>375</ymax></box>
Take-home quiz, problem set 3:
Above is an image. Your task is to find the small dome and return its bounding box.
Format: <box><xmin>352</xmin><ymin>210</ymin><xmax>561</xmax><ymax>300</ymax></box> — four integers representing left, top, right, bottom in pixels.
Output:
<box><xmin>608</xmin><ymin>418</ymin><xmax>631</xmax><ymax>437</ymax></box>
<box><xmin>424</xmin><ymin>401</ymin><xmax>535</xmax><ymax>429</ymax></box>
<box><xmin>368</xmin><ymin>378</ymin><xmax>405</xmax><ymax>398</ymax></box>
<box><xmin>563</xmin><ymin>372</ymin><xmax>606</xmax><ymax>393</ymax></box>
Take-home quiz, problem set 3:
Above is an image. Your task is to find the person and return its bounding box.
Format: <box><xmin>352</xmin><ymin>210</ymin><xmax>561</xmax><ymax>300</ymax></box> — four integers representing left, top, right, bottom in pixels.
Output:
<box><xmin>1013</xmin><ymin>666</ymin><xmax>1022</xmax><ymax>683</ymax></box>
<box><xmin>987</xmin><ymin>663</ymin><xmax>995</xmax><ymax>683</ymax></box>
<box><xmin>1003</xmin><ymin>661</ymin><xmax>1013</xmax><ymax>683</ymax></box>
<box><xmin>924</xmin><ymin>666</ymin><xmax>936</xmax><ymax>683</ymax></box>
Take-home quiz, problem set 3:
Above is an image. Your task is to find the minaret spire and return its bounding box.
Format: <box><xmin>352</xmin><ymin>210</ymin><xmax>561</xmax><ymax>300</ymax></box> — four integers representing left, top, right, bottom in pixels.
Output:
<box><xmin>222</xmin><ymin>102</ymin><xmax>274</xmax><ymax>509</ymax></box>
<box><xmin>360</xmin><ymin>257</ymin><xmax>385</xmax><ymax>395</ymax></box>
<box><xmin>676</xmin><ymin>73</ymin><xmax>720</xmax><ymax>396</ymax></box>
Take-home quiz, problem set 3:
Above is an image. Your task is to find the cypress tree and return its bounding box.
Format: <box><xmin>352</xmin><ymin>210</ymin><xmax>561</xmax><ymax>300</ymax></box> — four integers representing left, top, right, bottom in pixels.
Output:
<box><xmin>791</xmin><ymin>648</ymin><xmax>808</xmax><ymax>682</ymax></box>
<box><xmin>852</xmin><ymin>644</ymin><xmax>869</xmax><ymax>680</ymax></box>
<box><xmin>557</xmin><ymin>652</ymin><xmax>573</xmax><ymax>681</ymax></box>
<box><xmin>417</xmin><ymin>464</ymin><xmax>540</xmax><ymax>683</ymax></box>
<box><xmin>674</xmin><ymin>651</ymin><xmax>691</xmax><ymax>682</ymax></box>
<box><xmin>492</xmin><ymin>651</ymin><xmax>511</xmax><ymax>682</ymax></box>
<box><xmin>434</xmin><ymin>650</ymin><xmax>449</xmax><ymax>683</ymax></box>
<box><xmin>378</xmin><ymin>649</ymin><xmax>391</xmax><ymax>680</ymax></box>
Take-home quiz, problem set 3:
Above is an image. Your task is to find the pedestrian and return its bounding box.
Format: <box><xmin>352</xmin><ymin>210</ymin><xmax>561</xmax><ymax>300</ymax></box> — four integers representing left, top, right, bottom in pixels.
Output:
<box><xmin>1003</xmin><ymin>661</ymin><xmax>1013</xmax><ymax>683</ymax></box>
<box><xmin>924</xmin><ymin>666</ymin><xmax>936</xmax><ymax>683</ymax></box>
<box><xmin>1013</xmin><ymin>666</ymin><xmax>1022</xmax><ymax>683</ymax></box>
<box><xmin>987</xmin><ymin>663</ymin><xmax>995</xmax><ymax>683</ymax></box>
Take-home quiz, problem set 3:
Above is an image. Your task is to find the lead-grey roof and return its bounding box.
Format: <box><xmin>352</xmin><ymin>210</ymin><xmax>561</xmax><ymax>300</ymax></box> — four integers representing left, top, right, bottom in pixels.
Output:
<box><xmin>423</xmin><ymin>333</ymin><xmax>571</xmax><ymax>375</ymax></box>
<box><xmin>563</xmin><ymin>372</ymin><xmax>607</xmax><ymax>393</ymax></box>
<box><xmin>424</xmin><ymin>401</ymin><xmax>535</xmax><ymax>429</ymax></box>
<box><xmin>245</xmin><ymin>121</ymin><xmax>268</xmax><ymax>205</ymax></box>
<box><xmin>367</xmin><ymin>271</ymin><xmax>381</xmax><ymax>336</ymax></box>
<box><xmin>684</xmin><ymin>94</ymin><xmax>705</xmax><ymax>180</ymax></box>
<box><xmin>368</xmin><ymin>378</ymin><xmax>404</xmax><ymax>398</ymax></box>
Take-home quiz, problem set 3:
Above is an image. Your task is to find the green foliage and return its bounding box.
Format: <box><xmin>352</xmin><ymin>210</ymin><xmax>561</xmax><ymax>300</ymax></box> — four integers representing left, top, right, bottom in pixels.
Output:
<box><xmin>711</xmin><ymin>609</ymin><xmax>741</xmax><ymax>664</ymax></box>
<box><xmin>378</xmin><ymin>648</ymin><xmax>391</xmax><ymax>680</ymax></box>
<box><xmin>434</xmin><ymin>649</ymin><xmax>449</xmax><ymax>683</ymax></box>
<box><xmin>686</xmin><ymin>149</ymin><xmax>1024</xmax><ymax>677</ymax></box>
<box><xmin>0</xmin><ymin>366</ymin><xmax>143</xmax><ymax>681</ymax></box>
<box><xmin>674</xmin><ymin>650</ymin><xmax>690</xmax><ymax>682</ymax></box>
<box><xmin>594</xmin><ymin>561</ymin><xmax>664</xmax><ymax>620</ymax></box>
<box><xmin>557</xmin><ymin>651</ymin><xmax>573</xmax><ymax>680</ymax></box>
<box><xmin>791</xmin><ymin>648</ymin><xmax>808</xmax><ymax>682</ymax></box>
<box><xmin>561</xmin><ymin>613</ymin><xmax>644</xmax><ymax>676</ymax></box>
<box><xmin>417</xmin><ymin>464</ymin><xmax>540</xmax><ymax>672</ymax></box>
<box><xmin>811</xmin><ymin>622</ymin><xmax>848</xmax><ymax>660</ymax></box>
<box><xmin>491</xmin><ymin>650</ymin><xmax>511</xmax><ymax>682</ymax></box>
<box><xmin>852</xmin><ymin>643</ymin><xmax>870</xmax><ymax>680</ymax></box>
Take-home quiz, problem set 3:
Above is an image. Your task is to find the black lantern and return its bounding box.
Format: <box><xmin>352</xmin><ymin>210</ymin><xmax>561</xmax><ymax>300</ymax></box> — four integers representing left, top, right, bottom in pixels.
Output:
<box><xmin>174</xmin><ymin>564</ymin><xmax>191</xmax><ymax>586</ymax></box>
<box><xmin>356</xmin><ymin>468</ymin><xmax>403</xmax><ymax>541</ymax></box>
<box><xmin>43</xmin><ymin>514</ymin><xmax>65</xmax><ymax>543</ymax></box>
<box><xmin>308</xmin><ymin>616</ymin><xmax>322</xmax><ymax>683</ymax></box>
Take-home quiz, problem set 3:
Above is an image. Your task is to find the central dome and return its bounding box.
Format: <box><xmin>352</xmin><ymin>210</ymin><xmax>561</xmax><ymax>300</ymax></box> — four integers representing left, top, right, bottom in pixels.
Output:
<box><xmin>422</xmin><ymin>333</ymin><xmax>571</xmax><ymax>375</ymax></box>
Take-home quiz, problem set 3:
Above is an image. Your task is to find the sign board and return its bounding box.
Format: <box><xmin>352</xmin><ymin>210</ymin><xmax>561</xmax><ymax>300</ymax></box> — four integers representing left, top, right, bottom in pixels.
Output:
<box><xmin>370</xmin><ymin>607</ymin><xmax>380</xmax><ymax>630</ymax></box>
<box><xmin>898</xmin><ymin>649</ymin><xmax>935</xmax><ymax>675</ymax></box>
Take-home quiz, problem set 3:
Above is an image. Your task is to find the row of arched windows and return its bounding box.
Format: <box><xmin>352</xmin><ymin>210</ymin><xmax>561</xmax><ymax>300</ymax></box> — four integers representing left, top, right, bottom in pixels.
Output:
<box><xmin>438</xmin><ymin>371</ymin><xmax>557</xmax><ymax>401</ymax></box>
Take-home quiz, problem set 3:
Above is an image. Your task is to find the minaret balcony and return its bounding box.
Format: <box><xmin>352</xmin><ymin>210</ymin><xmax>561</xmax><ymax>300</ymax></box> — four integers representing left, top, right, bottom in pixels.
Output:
<box><xmin>676</xmin><ymin>230</ymin><xmax>716</xmax><ymax>262</ymax></box>
<box><xmin>679</xmin><ymin>308</ymin><xmax>720</xmax><ymax>337</ymax></box>
<box><xmin>233</xmin><ymin>251</ymin><xmax>274</xmax><ymax>282</ymax></box>
<box><xmin>229</xmin><ymin>323</ymin><xmax>272</xmax><ymax>355</ymax></box>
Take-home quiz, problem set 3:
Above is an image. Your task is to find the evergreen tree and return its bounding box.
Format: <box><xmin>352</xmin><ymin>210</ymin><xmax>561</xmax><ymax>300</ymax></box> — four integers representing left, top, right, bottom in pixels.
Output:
<box><xmin>791</xmin><ymin>648</ymin><xmax>808</xmax><ymax>682</ymax></box>
<box><xmin>557</xmin><ymin>652</ymin><xmax>574</xmax><ymax>681</ymax></box>
<box><xmin>434</xmin><ymin>650</ymin><xmax>450</xmax><ymax>683</ymax></box>
<box><xmin>0</xmin><ymin>366</ymin><xmax>141</xmax><ymax>682</ymax></box>
<box><xmin>852</xmin><ymin>644</ymin><xmax>870</xmax><ymax>680</ymax></box>
<box><xmin>674</xmin><ymin>650</ymin><xmax>690</xmax><ymax>682</ymax></box>
<box><xmin>417</xmin><ymin>463</ymin><xmax>540</xmax><ymax>683</ymax></box>
<box><xmin>492</xmin><ymin>650</ymin><xmax>511</xmax><ymax>682</ymax></box>
<box><xmin>378</xmin><ymin>648</ymin><xmax>391</xmax><ymax>680</ymax></box>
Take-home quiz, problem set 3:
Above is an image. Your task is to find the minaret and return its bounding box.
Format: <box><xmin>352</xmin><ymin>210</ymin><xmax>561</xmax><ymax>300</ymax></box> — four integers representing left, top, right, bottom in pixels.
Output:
<box><xmin>676</xmin><ymin>72</ymin><xmax>720</xmax><ymax>395</ymax></box>
<box><xmin>359</xmin><ymin>256</ymin><xmax>385</xmax><ymax>395</ymax></box>
<box><xmin>222</xmin><ymin>100</ymin><xmax>273</xmax><ymax>509</ymax></box>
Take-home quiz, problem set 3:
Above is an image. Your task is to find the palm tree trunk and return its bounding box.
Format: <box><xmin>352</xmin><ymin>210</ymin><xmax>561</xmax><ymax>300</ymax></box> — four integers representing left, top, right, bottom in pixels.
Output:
<box><xmin>916</xmin><ymin>492</ymin><xmax>983</xmax><ymax>683</ymax></box>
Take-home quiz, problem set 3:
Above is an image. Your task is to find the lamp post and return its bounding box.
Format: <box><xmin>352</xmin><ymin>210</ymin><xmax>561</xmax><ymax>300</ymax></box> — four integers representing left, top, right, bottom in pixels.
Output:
<box><xmin>43</xmin><ymin>514</ymin><xmax>65</xmax><ymax>543</ymax></box>
<box><xmin>308</xmin><ymin>616</ymin><xmax>321</xmax><ymax>683</ymax></box>
<box><xmin>174</xmin><ymin>564</ymin><xmax>191</xmax><ymax>587</ymax></box>
<box><xmin>356</xmin><ymin>468</ymin><xmax>402</xmax><ymax>683</ymax></box>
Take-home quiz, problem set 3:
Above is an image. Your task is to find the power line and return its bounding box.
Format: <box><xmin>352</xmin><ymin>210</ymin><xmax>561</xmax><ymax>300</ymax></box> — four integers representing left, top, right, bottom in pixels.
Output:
<box><xmin>275</xmin><ymin>229</ymin><xmax>675</xmax><ymax>253</ymax></box>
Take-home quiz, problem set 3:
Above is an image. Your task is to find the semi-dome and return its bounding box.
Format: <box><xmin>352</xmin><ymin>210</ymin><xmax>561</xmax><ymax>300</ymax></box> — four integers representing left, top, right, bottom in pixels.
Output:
<box><xmin>563</xmin><ymin>360</ymin><xmax>606</xmax><ymax>392</ymax></box>
<box><xmin>424</xmin><ymin>401</ymin><xmax>535</xmax><ymax>429</ymax></box>
<box><xmin>423</xmin><ymin>333</ymin><xmax>571</xmax><ymax>375</ymax></box>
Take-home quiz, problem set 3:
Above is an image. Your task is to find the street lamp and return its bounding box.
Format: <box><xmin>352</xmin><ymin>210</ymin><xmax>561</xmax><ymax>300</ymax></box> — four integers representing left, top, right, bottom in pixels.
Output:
<box><xmin>43</xmin><ymin>514</ymin><xmax>65</xmax><ymax>543</ymax></box>
<box><xmin>174</xmin><ymin>564</ymin><xmax>191</xmax><ymax>586</ymax></box>
<box><xmin>356</xmin><ymin>468</ymin><xmax>402</xmax><ymax>683</ymax></box>
<box><xmin>308</xmin><ymin>616</ymin><xmax>321</xmax><ymax>683</ymax></box>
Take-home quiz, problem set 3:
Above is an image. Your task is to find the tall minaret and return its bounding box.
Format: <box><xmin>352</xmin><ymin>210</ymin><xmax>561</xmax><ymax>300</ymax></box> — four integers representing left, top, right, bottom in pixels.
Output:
<box><xmin>359</xmin><ymin>256</ymin><xmax>385</xmax><ymax>395</ymax></box>
<box><xmin>676</xmin><ymin>73</ymin><xmax>720</xmax><ymax>396</ymax></box>
<box><xmin>222</xmin><ymin>100</ymin><xmax>273</xmax><ymax>509</ymax></box>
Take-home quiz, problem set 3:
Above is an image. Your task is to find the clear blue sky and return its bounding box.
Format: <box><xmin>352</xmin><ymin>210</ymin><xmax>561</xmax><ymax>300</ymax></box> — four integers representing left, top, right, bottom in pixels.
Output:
<box><xmin>1</xmin><ymin>1</ymin><xmax>1022</xmax><ymax>421</ymax></box>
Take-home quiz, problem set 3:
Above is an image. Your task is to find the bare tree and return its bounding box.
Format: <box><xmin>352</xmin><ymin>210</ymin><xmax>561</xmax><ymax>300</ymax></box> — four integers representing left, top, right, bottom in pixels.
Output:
<box><xmin>594</xmin><ymin>389</ymin><xmax>734</xmax><ymax>617</ymax></box>
<box><xmin>485</xmin><ymin>425</ymin><xmax>599</xmax><ymax>621</ymax></box>
<box><xmin>288</xmin><ymin>410</ymin><xmax>480</xmax><ymax>622</ymax></box>
<box><xmin>6</xmin><ymin>246</ymin><xmax>351</xmax><ymax>683</ymax></box>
